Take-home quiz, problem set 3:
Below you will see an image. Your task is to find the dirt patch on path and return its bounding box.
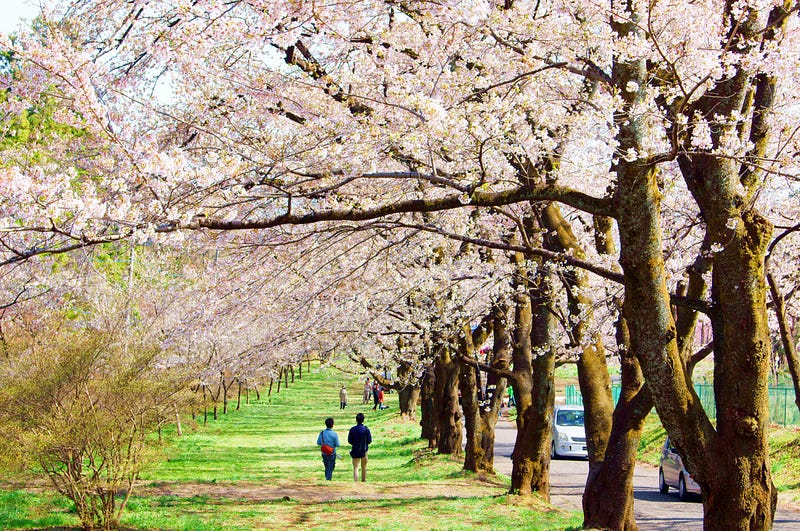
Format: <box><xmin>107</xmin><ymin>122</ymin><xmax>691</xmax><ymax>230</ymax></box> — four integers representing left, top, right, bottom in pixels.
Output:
<box><xmin>138</xmin><ymin>476</ymin><xmax>508</xmax><ymax>504</ymax></box>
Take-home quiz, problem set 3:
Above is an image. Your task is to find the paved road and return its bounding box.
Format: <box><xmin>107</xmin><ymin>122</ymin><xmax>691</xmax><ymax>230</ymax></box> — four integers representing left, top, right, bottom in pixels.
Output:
<box><xmin>492</xmin><ymin>418</ymin><xmax>800</xmax><ymax>530</ymax></box>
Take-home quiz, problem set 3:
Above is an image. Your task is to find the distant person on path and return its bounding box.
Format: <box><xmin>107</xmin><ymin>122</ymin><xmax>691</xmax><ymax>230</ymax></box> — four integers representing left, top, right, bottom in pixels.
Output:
<box><xmin>340</xmin><ymin>386</ymin><xmax>348</xmax><ymax>409</ymax></box>
<box><xmin>317</xmin><ymin>417</ymin><xmax>341</xmax><ymax>481</ymax></box>
<box><xmin>348</xmin><ymin>412</ymin><xmax>372</xmax><ymax>482</ymax></box>
<box><xmin>362</xmin><ymin>378</ymin><xmax>371</xmax><ymax>404</ymax></box>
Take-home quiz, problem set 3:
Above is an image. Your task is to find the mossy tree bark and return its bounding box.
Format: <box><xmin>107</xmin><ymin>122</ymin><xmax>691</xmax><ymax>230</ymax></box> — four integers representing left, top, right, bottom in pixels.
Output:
<box><xmin>506</xmin><ymin>220</ymin><xmax>557</xmax><ymax>498</ymax></box>
<box><xmin>419</xmin><ymin>362</ymin><xmax>438</xmax><ymax>448</ymax></box>
<box><xmin>396</xmin><ymin>359</ymin><xmax>421</xmax><ymax>420</ymax></box>
<box><xmin>540</xmin><ymin>204</ymin><xmax>614</xmax><ymax>469</ymax></box>
<box><xmin>459</xmin><ymin>315</ymin><xmax>493</xmax><ymax>472</ymax></box>
<box><xmin>582</xmin><ymin>312</ymin><xmax>652</xmax><ymax>530</ymax></box>
<box><xmin>434</xmin><ymin>343</ymin><xmax>462</xmax><ymax>455</ymax></box>
<box><xmin>579</xmin><ymin>211</ymin><xmax>653</xmax><ymax>530</ymax></box>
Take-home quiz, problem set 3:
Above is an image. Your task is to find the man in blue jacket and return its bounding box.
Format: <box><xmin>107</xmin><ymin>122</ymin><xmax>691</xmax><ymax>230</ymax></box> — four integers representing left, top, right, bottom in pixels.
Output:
<box><xmin>347</xmin><ymin>412</ymin><xmax>372</xmax><ymax>482</ymax></box>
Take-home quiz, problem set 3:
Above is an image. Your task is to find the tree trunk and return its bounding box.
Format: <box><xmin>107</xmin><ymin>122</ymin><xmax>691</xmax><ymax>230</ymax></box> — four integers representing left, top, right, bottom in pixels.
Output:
<box><xmin>460</xmin><ymin>350</ymin><xmax>482</xmax><ymax>471</ymax></box>
<box><xmin>460</xmin><ymin>315</ymin><xmax>493</xmax><ymax>472</ymax></box>
<box><xmin>221</xmin><ymin>374</ymin><xmax>230</xmax><ymax>415</ymax></box>
<box><xmin>202</xmin><ymin>385</ymin><xmax>209</xmax><ymax>425</ymax></box>
<box><xmin>609</xmin><ymin>8</ymin><xmax>722</xmax><ymax>528</ymax></box>
<box><xmin>705</xmin><ymin>206</ymin><xmax>776</xmax><ymax>528</ymax></box>
<box><xmin>396</xmin><ymin>360</ymin><xmax>420</xmax><ymax>420</ymax></box>
<box><xmin>175</xmin><ymin>403</ymin><xmax>183</xmax><ymax>437</ymax></box>
<box><xmin>420</xmin><ymin>363</ymin><xmax>438</xmax><ymax>448</ymax></box>
<box><xmin>541</xmin><ymin>204</ymin><xmax>614</xmax><ymax>468</ymax></box>
<box><xmin>508</xmin><ymin>231</ymin><xmax>555</xmax><ymax>497</ymax></box>
<box><xmin>434</xmin><ymin>346</ymin><xmax>462</xmax><ymax>455</ymax></box>
<box><xmin>479</xmin><ymin>304</ymin><xmax>512</xmax><ymax>470</ymax></box>
<box><xmin>511</xmin><ymin>342</ymin><xmax>555</xmax><ymax>497</ymax></box>
<box><xmin>398</xmin><ymin>383</ymin><xmax>420</xmax><ymax>420</ymax></box>
<box><xmin>583</xmin><ymin>314</ymin><xmax>652</xmax><ymax>530</ymax></box>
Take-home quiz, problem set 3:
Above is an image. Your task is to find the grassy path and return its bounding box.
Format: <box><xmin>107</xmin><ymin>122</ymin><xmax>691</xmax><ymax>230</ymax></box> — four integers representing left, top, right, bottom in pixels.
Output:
<box><xmin>1</xmin><ymin>364</ymin><xmax>582</xmax><ymax>530</ymax></box>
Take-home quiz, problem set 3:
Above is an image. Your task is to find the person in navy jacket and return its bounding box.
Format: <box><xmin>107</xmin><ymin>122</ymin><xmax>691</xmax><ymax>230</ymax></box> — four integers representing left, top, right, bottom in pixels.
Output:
<box><xmin>348</xmin><ymin>413</ymin><xmax>372</xmax><ymax>482</ymax></box>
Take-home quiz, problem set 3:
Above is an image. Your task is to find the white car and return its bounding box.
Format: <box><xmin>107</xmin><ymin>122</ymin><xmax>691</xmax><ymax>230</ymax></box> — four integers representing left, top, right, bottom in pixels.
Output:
<box><xmin>551</xmin><ymin>405</ymin><xmax>588</xmax><ymax>459</ymax></box>
<box><xmin>658</xmin><ymin>437</ymin><xmax>701</xmax><ymax>501</ymax></box>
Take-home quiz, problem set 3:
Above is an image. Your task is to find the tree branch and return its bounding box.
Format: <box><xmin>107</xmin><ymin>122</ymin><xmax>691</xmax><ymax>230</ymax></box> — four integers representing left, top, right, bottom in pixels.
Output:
<box><xmin>456</xmin><ymin>351</ymin><xmax>516</xmax><ymax>381</ymax></box>
<box><xmin>182</xmin><ymin>183</ymin><xmax>614</xmax><ymax>231</ymax></box>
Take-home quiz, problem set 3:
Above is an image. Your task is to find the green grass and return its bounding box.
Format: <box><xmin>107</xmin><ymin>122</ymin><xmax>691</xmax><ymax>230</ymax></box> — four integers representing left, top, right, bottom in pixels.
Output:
<box><xmin>0</xmin><ymin>364</ymin><xmax>582</xmax><ymax>530</ymax></box>
<box><xmin>112</xmin><ymin>494</ymin><xmax>578</xmax><ymax>531</ymax></box>
<box><xmin>0</xmin><ymin>491</ymin><xmax>79</xmax><ymax>528</ymax></box>
<box><xmin>637</xmin><ymin>413</ymin><xmax>667</xmax><ymax>467</ymax></box>
<box><xmin>768</xmin><ymin>425</ymin><xmax>800</xmax><ymax>505</ymax></box>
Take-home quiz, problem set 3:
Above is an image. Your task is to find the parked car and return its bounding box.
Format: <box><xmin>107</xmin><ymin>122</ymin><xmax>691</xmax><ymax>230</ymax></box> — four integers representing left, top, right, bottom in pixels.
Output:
<box><xmin>659</xmin><ymin>437</ymin><xmax>701</xmax><ymax>501</ymax></box>
<box><xmin>551</xmin><ymin>405</ymin><xmax>588</xmax><ymax>459</ymax></box>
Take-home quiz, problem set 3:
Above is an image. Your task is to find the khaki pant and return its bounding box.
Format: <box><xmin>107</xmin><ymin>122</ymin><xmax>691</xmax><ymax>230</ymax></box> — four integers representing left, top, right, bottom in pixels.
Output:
<box><xmin>352</xmin><ymin>455</ymin><xmax>368</xmax><ymax>482</ymax></box>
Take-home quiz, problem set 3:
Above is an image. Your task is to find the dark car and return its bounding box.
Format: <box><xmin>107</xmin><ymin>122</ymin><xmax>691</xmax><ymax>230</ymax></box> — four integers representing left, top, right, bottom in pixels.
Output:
<box><xmin>658</xmin><ymin>437</ymin><xmax>701</xmax><ymax>501</ymax></box>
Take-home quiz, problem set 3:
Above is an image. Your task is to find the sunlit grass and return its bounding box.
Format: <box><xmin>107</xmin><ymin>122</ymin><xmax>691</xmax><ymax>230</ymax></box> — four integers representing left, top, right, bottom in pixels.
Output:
<box><xmin>0</xmin><ymin>490</ymin><xmax>79</xmax><ymax>529</ymax></box>
<box><xmin>769</xmin><ymin>425</ymin><xmax>800</xmax><ymax>505</ymax></box>
<box><xmin>637</xmin><ymin>413</ymin><xmax>666</xmax><ymax>467</ymax></box>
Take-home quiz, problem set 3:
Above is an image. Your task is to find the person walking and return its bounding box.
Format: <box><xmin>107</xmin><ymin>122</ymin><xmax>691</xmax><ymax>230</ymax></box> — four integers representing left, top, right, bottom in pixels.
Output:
<box><xmin>347</xmin><ymin>412</ymin><xmax>372</xmax><ymax>482</ymax></box>
<box><xmin>339</xmin><ymin>385</ymin><xmax>348</xmax><ymax>409</ymax></box>
<box><xmin>317</xmin><ymin>417</ymin><xmax>340</xmax><ymax>481</ymax></box>
<box><xmin>372</xmin><ymin>381</ymin><xmax>379</xmax><ymax>410</ymax></box>
<box><xmin>362</xmin><ymin>378</ymin><xmax>371</xmax><ymax>404</ymax></box>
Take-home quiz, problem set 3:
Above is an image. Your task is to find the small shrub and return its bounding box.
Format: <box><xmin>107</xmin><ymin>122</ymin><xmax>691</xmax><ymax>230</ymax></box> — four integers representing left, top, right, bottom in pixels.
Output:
<box><xmin>0</xmin><ymin>325</ymin><xmax>193</xmax><ymax>530</ymax></box>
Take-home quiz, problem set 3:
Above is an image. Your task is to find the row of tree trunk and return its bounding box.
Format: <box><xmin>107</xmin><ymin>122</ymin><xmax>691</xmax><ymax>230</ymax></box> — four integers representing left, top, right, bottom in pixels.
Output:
<box><xmin>191</xmin><ymin>359</ymin><xmax>313</xmax><ymax>426</ymax></box>
<box><xmin>402</xmin><ymin>189</ymin><xmax>797</xmax><ymax>530</ymax></box>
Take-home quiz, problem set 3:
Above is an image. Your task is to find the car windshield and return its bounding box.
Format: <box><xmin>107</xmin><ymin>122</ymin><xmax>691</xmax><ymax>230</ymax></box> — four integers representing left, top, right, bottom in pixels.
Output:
<box><xmin>556</xmin><ymin>410</ymin><xmax>584</xmax><ymax>427</ymax></box>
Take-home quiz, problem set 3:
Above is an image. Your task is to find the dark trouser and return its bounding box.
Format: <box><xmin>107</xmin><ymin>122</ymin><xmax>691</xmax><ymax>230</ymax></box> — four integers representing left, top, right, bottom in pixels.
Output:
<box><xmin>322</xmin><ymin>453</ymin><xmax>336</xmax><ymax>480</ymax></box>
<box><xmin>373</xmin><ymin>391</ymin><xmax>379</xmax><ymax>409</ymax></box>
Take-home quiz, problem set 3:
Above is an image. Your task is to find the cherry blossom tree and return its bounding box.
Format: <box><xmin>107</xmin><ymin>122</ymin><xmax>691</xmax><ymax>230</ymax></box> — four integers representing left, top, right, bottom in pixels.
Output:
<box><xmin>2</xmin><ymin>1</ymin><xmax>800</xmax><ymax>529</ymax></box>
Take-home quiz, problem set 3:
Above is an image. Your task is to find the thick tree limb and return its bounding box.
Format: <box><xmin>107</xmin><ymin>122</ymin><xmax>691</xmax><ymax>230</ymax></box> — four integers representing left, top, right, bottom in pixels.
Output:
<box><xmin>182</xmin><ymin>183</ymin><xmax>614</xmax><ymax>231</ymax></box>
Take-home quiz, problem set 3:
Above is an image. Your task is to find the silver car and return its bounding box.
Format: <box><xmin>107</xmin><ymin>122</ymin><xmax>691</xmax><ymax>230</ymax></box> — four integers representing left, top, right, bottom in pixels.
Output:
<box><xmin>551</xmin><ymin>405</ymin><xmax>588</xmax><ymax>459</ymax></box>
<box><xmin>658</xmin><ymin>437</ymin><xmax>701</xmax><ymax>501</ymax></box>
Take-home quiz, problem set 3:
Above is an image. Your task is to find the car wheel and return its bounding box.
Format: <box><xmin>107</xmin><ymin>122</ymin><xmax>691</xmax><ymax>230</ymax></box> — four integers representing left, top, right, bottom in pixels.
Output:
<box><xmin>551</xmin><ymin>441</ymin><xmax>558</xmax><ymax>460</ymax></box>
<box><xmin>678</xmin><ymin>474</ymin><xmax>690</xmax><ymax>501</ymax></box>
<box><xmin>658</xmin><ymin>468</ymin><xmax>669</xmax><ymax>494</ymax></box>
